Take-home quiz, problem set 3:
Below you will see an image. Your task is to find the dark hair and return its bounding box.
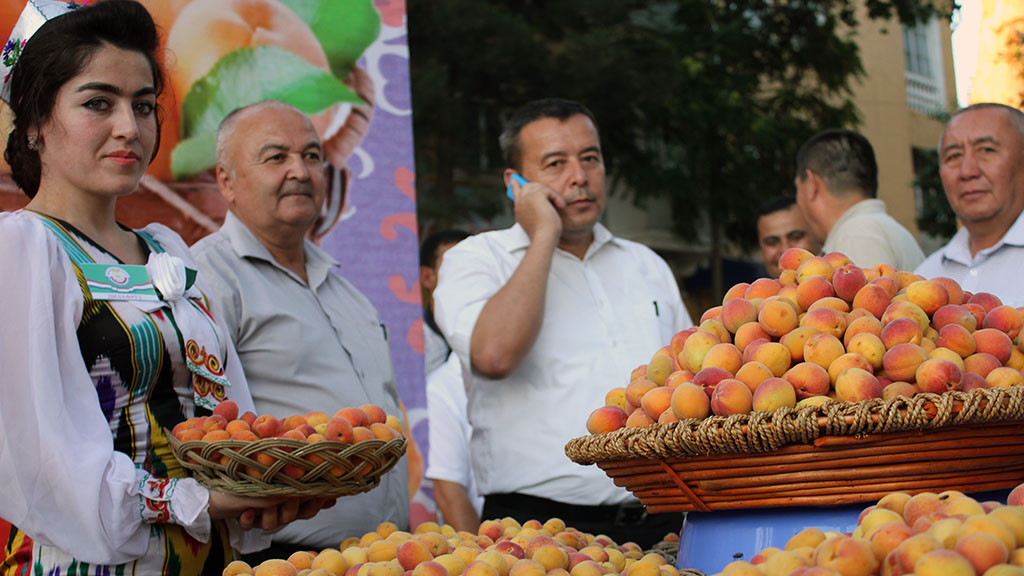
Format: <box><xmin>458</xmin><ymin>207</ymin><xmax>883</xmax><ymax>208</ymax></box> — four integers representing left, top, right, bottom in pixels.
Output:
<box><xmin>499</xmin><ymin>98</ymin><xmax>599</xmax><ymax>172</ymax></box>
<box><xmin>419</xmin><ymin>229</ymin><xmax>470</xmax><ymax>268</ymax></box>
<box><xmin>756</xmin><ymin>195</ymin><xmax>798</xmax><ymax>219</ymax></box>
<box><xmin>795</xmin><ymin>129</ymin><xmax>878</xmax><ymax>198</ymax></box>
<box><xmin>5</xmin><ymin>0</ymin><xmax>165</xmax><ymax>198</ymax></box>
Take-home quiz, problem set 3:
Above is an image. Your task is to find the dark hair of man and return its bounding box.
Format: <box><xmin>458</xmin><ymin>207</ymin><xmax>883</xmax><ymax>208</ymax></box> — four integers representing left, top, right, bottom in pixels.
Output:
<box><xmin>4</xmin><ymin>0</ymin><xmax>165</xmax><ymax>198</ymax></box>
<box><xmin>498</xmin><ymin>98</ymin><xmax>599</xmax><ymax>172</ymax></box>
<box><xmin>795</xmin><ymin>129</ymin><xmax>878</xmax><ymax>199</ymax></box>
<box><xmin>419</xmin><ymin>229</ymin><xmax>470</xmax><ymax>268</ymax></box>
<box><xmin>756</xmin><ymin>195</ymin><xmax>799</xmax><ymax>219</ymax></box>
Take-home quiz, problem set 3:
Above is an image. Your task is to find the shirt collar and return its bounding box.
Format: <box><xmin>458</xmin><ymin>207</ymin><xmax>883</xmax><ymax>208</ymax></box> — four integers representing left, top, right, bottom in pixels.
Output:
<box><xmin>939</xmin><ymin>209</ymin><xmax>1024</xmax><ymax>266</ymax></box>
<box><xmin>502</xmin><ymin>222</ymin><xmax>620</xmax><ymax>258</ymax></box>
<box><xmin>221</xmin><ymin>210</ymin><xmax>339</xmax><ymax>287</ymax></box>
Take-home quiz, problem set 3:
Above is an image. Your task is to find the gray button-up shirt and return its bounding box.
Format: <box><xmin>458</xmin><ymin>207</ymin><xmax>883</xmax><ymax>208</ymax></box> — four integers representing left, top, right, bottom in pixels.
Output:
<box><xmin>193</xmin><ymin>211</ymin><xmax>409</xmax><ymax>547</ymax></box>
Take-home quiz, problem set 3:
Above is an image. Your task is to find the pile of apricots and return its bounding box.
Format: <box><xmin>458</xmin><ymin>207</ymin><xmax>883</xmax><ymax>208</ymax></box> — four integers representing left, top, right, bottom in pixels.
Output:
<box><xmin>588</xmin><ymin>248</ymin><xmax>1024</xmax><ymax>433</ymax></box>
<box><xmin>223</xmin><ymin>517</ymin><xmax>678</xmax><ymax>576</ymax></box>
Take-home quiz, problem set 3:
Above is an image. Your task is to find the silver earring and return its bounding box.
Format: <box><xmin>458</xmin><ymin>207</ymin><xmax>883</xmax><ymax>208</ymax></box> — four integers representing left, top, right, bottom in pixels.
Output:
<box><xmin>26</xmin><ymin>135</ymin><xmax>38</xmax><ymax>151</ymax></box>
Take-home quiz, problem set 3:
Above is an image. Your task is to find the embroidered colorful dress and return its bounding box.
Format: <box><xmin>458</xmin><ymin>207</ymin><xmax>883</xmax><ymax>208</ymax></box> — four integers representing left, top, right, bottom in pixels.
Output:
<box><xmin>0</xmin><ymin>211</ymin><xmax>268</xmax><ymax>575</ymax></box>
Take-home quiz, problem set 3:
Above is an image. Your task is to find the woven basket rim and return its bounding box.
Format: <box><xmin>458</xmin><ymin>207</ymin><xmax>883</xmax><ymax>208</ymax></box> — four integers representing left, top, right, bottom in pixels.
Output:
<box><xmin>565</xmin><ymin>386</ymin><xmax>1024</xmax><ymax>465</ymax></box>
<box><xmin>165</xmin><ymin>429</ymin><xmax>407</xmax><ymax>498</ymax></box>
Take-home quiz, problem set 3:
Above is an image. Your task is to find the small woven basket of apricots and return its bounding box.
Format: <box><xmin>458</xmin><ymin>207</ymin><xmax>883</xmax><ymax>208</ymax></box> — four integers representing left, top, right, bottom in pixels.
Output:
<box><xmin>166</xmin><ymin>401</ymin><xmax>407</xmax><ymax>498</ymax></box>
<box><xmin>565</xmin><ymin>248</ymin><xmax>1024</xmax><ymax>513</ymax></box>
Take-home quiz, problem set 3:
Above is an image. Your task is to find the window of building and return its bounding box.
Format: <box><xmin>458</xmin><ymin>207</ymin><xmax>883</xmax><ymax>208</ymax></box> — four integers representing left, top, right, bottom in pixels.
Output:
<box><xmin>903</xmin><ymin>18</ymin><xmax>947</xmax><ymax>114</ymax></box>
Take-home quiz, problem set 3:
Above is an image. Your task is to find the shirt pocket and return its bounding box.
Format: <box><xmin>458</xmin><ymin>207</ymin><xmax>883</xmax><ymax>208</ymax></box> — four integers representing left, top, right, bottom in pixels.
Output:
<box><xmin>622</xmin><ymin>298</ymin><xmax>674</xmax><ymax>361</ymax></box>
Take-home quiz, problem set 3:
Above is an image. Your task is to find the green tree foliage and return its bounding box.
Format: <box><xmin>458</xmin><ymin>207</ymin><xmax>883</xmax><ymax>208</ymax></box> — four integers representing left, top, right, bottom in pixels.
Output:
<box><xmin>409</xmin><ymin>0</ymin><xmax>943</xmax><ymax>288</ymax></box>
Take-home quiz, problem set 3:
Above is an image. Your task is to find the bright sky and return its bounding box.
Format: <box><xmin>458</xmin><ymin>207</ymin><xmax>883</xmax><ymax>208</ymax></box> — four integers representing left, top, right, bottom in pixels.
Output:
<box><xmin>951</xmin><ymin>0</ymin><xmax>981</xmax><ymax>106</ymax></box>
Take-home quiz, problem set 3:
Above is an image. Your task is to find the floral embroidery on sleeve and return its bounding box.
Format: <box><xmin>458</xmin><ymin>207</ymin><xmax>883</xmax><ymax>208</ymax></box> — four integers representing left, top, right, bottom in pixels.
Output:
<box><xmin>138</xmin><ymin>477</ymin><xmax>178</xmax><ymax>524</ymax></box>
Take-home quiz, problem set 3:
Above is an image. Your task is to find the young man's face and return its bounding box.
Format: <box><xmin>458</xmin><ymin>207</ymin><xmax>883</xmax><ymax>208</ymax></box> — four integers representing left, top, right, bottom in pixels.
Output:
<box><xmin>758</xmin><ymin>204</ymin><xmax>819</xmax><ymax>277</ymax></box>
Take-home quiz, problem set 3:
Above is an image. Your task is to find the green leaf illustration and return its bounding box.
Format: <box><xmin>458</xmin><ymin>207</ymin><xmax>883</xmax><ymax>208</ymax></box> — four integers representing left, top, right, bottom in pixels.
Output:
<box><xmin>171</xmin><ymin>44</ymin><xmax>362</xmax><ymax>179</ymax></box>
<box><xmin>277</xmin><ymin>0</ymin><xmax>381</xmax><ymax>76</ymax></box>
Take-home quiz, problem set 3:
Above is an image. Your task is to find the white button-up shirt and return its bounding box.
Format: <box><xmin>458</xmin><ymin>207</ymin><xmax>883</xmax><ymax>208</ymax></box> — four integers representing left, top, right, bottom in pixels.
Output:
<box><xmin>916</xmin><ymin>210</ymin><xmax>1024</xmax><ymax>307</ymax></box>
<box><xmin>434</xmin><ymin>223</ymin><xmax>692</xmax><ymax>505</ymax></box>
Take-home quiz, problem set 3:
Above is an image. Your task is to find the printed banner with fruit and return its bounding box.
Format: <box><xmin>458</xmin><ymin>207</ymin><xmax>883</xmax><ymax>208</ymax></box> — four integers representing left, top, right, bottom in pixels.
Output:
<box><xmin>0</xmin><ymin>0</ymin><xmax>435</xmax><ymax>535</ymax></box>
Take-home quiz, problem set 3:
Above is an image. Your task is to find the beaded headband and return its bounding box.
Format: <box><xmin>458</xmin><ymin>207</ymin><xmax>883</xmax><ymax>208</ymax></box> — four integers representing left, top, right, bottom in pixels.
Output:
<box><xmin>0</xmin><ymin>0</ymin><xmax>83</xmax><ymax>103</ymax></box>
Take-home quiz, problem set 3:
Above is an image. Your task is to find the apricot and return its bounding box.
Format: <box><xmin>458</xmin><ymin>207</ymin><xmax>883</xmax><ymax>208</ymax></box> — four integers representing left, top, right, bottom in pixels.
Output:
<box><xmin>710</xmin><ymin>379</ymin><xmax>753</xmax><ymax>416</ymax></box>
<box><xmin>734</xmin><ymin>322</ymin><xmax>772</xmax><ymax>352</ymax></box>
<box><xmin>224</xmin><ymin>560</ymin><xmax>254</xmax><ymax>575</ymax></box>
<box><xmin>670</xmin><ymin>382</ymin><xmax>711</xmax><ymax>420</ymax></box>
<box><xmin>680</xmin><ymin>331</ymin><xmax>720</xmax><ymax>373</ymax></box>
<box><xmin>932</xmin><ymin>304</ymin><xmax>978</xmax><ymax>332</ymax></box>
<box><xmin>781</xmin><ymin>325</ymin><xmax>820</xmax><ymax>362</ymax></box>
<box><xmin>640</xmin><ymin>386</ymin><xmax>674</xmax><ymax>420</ymax></box>
<box><xmin>796</xmin><ymin>274</ymin><xmax>836</xmax><ymax>311</ymax></box>
<box><xmin>370</xmin><ymin>422</ymin><xmax>401</xmax><ymax>440</ymax></box>
<box><xmin>803</xmin><ymin>334</ymin><xmax>846</xmax><ymax>369</ymax></box>
<box><xmin>929</xmin><ymin>346</ymin><xmax>966</xmax><ymax>370</ymax></box>
<box><xmin>624</xmin><ymin>377</ymin><xmax>656</xmax><ymax>408</ymax></box>
<box><xmin>852</xmin><ymin>283</ymin><xmax>891</xmax><ymax>319</ymax></box>
<box><xmin>828</xmin><ymin>352</ymin><xmax>874</xmax><ymax>385</ymax></box>
<box><xmin>699</xmin><ymin>306</ymin><xmax>723</xmax><ymax>324</ymax></box>
<box><xmin>282</xmin><ymin>414</ymin><xmax>308</xmax><ymax>432</ymax></box>
<box><xmin>668</xmin><ymin>328</ymin><xmax>696</xmax><ymax>357</ymax></box>
<box><xmin>745</xmin><ymin>277</ymin><xmax>782</xmax><ymax>299</ymax></box>
<box><xmin>692</xmin><ymin>366</ymin><xmax>734</xmax><ymax>398</ymax></box>
<box><xmin>846</xmin><ymin>333</ymin><xmax>886</xmax><ymax>370</ymax></box>
<box><xmin>965</xmin><ymin>352</ymin><xmax>1003</xmax><ymax>378</ymax></box>
<box><xmin>914</xmin><ymin>357</ymin><xmax>963</xmax><ymax>393</ymax></box>
<box><xmin>880</xmin><ymin>317</ymin><xmax>923</xmax><ymax>349</ymax></box>
<box><xmin>213</xmin><ymin>399</ymin><xmax>240</xmax><ymax>422</ymax></box>
<box><xmin>586</xmin><ymin>406</ymin><xmax>628</xmax><ymax>434</ymax></box>
<box><xmin>751</xmin><ymin>377</ymin><xmax>797</xmax><ymax>412</ymax></box>
<box><xmin>937</xmin><ymin>323</ymin><xmax>977</xmax><ymax>358</ymax></box>
<box><xmin>778</xmin><ymin>247</ymin><xmax>815</xmax><ymax>272</ymax></box>
<box><xmin>251</xmin><ymin>414</ymin><xmax>282</xmax><ymax>439</ymax></box>
<box><xmin>757</xmin><ymin>297</ymin><xmax>800</xmax><ymax>337</ymax></box>
<box><xmin>783</xmin><ymin>362</ymin><xmax>831</xmax><ymax>399</ymax></box>
<box><xmin>799</xmin><ymin>307</ymin><xmax>846</xmax><ymax>339</ymax></box>
<box><xmin>624</xmin><ymin>408</ymin><xmax>655</xmax><ymax>428</ymax></box>
<box><xmin>254</xmin><ymin>559</ymin><xmax>298</xmax><ymax>576</ymax></box>
<box><xmin>834</xmin><ymin>368</ymin><xmax>883</xmax><ymax>402</ymax></box>
<box><xmin>723</xmin><ymin>282</ymin><xmax>750</xmax><ymax>303</ymax></box>
<box><xmin>808</xmin><ymin>296</ymin><xmax>851</xmax><ymax>314</ymax></box>
<box><xmin>905</xmin><ymin>280</ymin><xmax>950</xmax><ymax>316</ymax></box>
<box><xmin>336</xmin><ymin>406</ymin><xmax>371</xmax><ymax>428</ymax></box>
<box><xmin>361</xmin><ymin>404</ymin><xmax>388</xmax><ymax>425</ymax></box>
<box><xmin>311</xmin><ymin>550</ymin><xmax>348</xmax><ymax>575</ymax></box>
<box><xmin>796</xmin><ymin>256</ymin><xmax>834</xmax><ymax>283</ymax></box>
<box><xmin>969</xmin><ymin>291</ymin><xmax>1004</xmax><ymax>312</ymax></box>
<box><xmin>701</xmin><ymin>343</ymin><xmax>743</xmax><ymax>374</ymax></box>
<box><xmin>832</xmin><ymin>264</ymin><xmax>868</xmax><ymax>303</ymax></box>
<box><xmin>986</xmin><ymin>366</ymin><xmax>1024</xmax><ymax>388</ymax></box>
<box><xmin>663</xmin><ymin>370</ymin><xmax>695</xmax><ymax>390</ymax></box>
<box><xmin>882</xmin><ymin>301</ymin><xmax>930</xmax><ymax>334</ymax></box>
<box><xmin>734</xmin><ymin>361</ymin><xmax>774</xmax><ymax>393</ymax></box>
<box><xmin>882</xmin><ymin>343</ymin><xmax>929</xmax><ymax>383</ymax></box>
<box><xmin>974</xmin><ymin>328</ymin><xmax>1015</xmax><ymax>364</ymax></box>
<box><xmin>720</xmin><ymin>298</ymin><xmax>758</xmax><ymax>334</ymax></box>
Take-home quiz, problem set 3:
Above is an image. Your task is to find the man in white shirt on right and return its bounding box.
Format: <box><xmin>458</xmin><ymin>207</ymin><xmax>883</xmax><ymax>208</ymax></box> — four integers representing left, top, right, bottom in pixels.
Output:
<box><xmin>916</xmin><ymin>103</ymin><xmax>1024</xmax><ymax>307</ymax></box>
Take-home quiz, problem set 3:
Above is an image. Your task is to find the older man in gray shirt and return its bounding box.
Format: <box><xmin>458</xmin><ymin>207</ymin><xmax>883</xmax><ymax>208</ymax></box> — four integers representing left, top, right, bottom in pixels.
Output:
<box><xmin>193</xmin><ymin>100</ymin><xmax>409</xmax><ymax>559</ymax></box>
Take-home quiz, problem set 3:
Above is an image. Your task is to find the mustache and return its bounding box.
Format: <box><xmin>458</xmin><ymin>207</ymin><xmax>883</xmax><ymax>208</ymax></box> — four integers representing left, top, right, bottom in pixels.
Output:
<box><xmin>563</xmin><ymin>190</ymin><xmax>596</xmax><ymax>203</ymax></box>
<box><xmin>281</xmin><ymin>182</ymin><xmax>315</xmax><ymax>196</ymax></box>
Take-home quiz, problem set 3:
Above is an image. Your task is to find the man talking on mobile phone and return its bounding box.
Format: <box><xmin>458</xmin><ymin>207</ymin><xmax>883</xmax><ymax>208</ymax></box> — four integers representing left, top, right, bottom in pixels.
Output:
<box><xmin>433</xmin><ymin>98</ymin><xmax>693</xmax><ymax>547</ymax></box>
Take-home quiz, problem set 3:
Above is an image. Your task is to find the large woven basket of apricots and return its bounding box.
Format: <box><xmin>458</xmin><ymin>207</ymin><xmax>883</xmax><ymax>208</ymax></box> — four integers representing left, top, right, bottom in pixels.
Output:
<box><xmin>166</xmin><ymin>401</ymin><xmax>407</xmax><ymax>498</ymax></box>
<box><xmin>565</xmin><ymin>248</ymin><xmax>1024</xmax><ymax>513</ymax></box>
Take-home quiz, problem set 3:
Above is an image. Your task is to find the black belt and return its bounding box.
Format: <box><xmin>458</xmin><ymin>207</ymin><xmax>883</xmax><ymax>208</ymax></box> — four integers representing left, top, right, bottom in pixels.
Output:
<box><xmin>485</xmin><ymin>492</ymin><xmax>648</xmax><ymax>525</ymax></box>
